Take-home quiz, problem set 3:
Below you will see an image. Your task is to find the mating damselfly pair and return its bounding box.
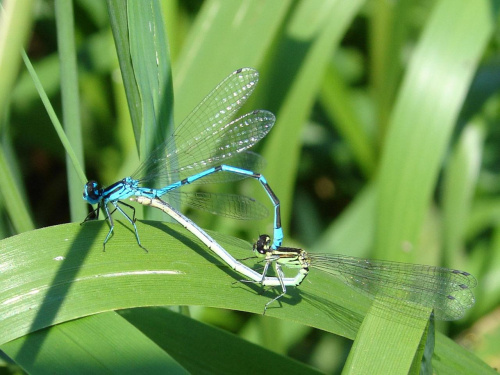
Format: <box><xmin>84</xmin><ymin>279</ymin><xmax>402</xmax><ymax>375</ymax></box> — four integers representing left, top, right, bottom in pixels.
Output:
<box><xmin>83</xmin><ymin>68</ymin><xmax>282</xmax><ymax>251</ymax></box>
<box><xmin>83</xmin><ymin>68</ymin><xmax>476</xmax><ymax>321</ymax></box>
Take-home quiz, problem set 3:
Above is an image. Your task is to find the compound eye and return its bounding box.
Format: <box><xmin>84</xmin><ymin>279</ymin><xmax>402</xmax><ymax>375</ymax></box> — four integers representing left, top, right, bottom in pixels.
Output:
<box><xmin>255</xmin><ymin>234</ymin><xmax>272</xmax><ymax>253</ymax></box>
<box><xmin>260</xmin><ymin>235</ymin><xmax>271</xmax><ymax>246</ymax></box>
<box><xmin>84</xmin><ymin>180</ymin><xmax>101</xmax><ymax>203</ymax></box>
<box><xmin>263</xmin><ymin>235</ymin><xmax>271</xmax><ymax>245</ymax></box>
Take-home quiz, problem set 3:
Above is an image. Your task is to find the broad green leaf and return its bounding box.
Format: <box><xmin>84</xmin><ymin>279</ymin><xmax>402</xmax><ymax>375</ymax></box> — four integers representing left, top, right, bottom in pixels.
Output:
<box><xmin>0</xmin><ymin>148</ymin><xmax>34</xmax><ymax>233</ymax></box>
<box><xmin>370</xmin><ymin>0</ymin><xmax>415</xmax><ymax>132</ymax></box>
<box><xmin>0</xmin><ymin>220</ymin><xmax>365</xmax><ymax>345</ymax></box>
<box><xmin>0</xmin><ymin>220</ymin><xmax>488</xmax><ymax>373</ymax></box>
<box><xmin>433</xmin><ymin>333</ymin><xmax>496</xmax><ymax>375</ymax></box>
<box><xmin>442</xmin><ymin>121</ymin><xmax>484</xmax><ymax>267</ymax></box>
<box><xmin>127</xmin><ymin>0</ymin><xmax>173</xmax><ymax>159</ymax></box>
<box><xmin>419</xmin><ymin>318</ymin><xmax>435</xmax><ymax>375</ymax></box>
<box><xmin>106</xmin><ymin>0</ymin><xmax>143</xmax><ymax>151</ymax></box>
<box><xmin>255</xmin><ymin>0</ymin><xmax>365</xmax><ymax>234</ymax></box>
<box><xmin>120</xmin><ymin>307</ymin><xmax>321</xmax><ymax>374</ymax></box>
<box><xmin>0</xmin><ymin>0</ymin><xmax>36</xmax><ymax>234</ymax></box>
<box><xmin>0</xmin><ymin>0</ymin><xmax>35</xmax><ymax>123</ymax></box>
<box><xmin>173</xmin><ymin>0</ymin><xmax>291</xmax><ymax>121</ymax></box>
<box><xmin>108</xmin><ymin>0</ymin><xmax>173</xmax><ymax>224</ymax></box>
<box><xmin>1</xmin><ymin>312</ymin><xmax>188</xmax><ymax>374</ymax></box>
<box><xmin>1</xmin><ymin>306</ymin><xmax>321</xmax><ymax>374</ymax></box>
<box><xmin>375</xmin><ymin>0</ymin><xmax>498</xmax><ymax>262</ymax></box>
<box><xmin>55</xmin><ymin>0</ymin><xmax>87</xmax><ymax>222</ymax></box>
<box><xmin>312</xmin><ymin>184</ymin><xmax>375</xmax><ymax>258</ymax></box>
<box><xmin>344</xmin><ymin>301</ymin><xmax>429</xmax><ymax>375</ymax></box>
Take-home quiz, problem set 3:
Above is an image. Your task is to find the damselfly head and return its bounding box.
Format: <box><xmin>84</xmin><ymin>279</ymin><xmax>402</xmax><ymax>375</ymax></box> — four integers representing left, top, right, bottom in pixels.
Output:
<box><xmin>253</xmin><ymin>234</ymin><xmax>272</xmax><ymax>257</ymax></box>
<box><xmin>83</xmin><ymin>180</ymin><xmax>102</xmax><ymax>204</ymax></box>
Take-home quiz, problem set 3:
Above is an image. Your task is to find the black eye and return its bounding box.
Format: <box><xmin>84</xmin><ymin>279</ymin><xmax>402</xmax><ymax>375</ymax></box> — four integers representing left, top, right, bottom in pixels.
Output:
<box><xmin>84</xmin><ymin>181</ymin><xmax>101</xmax><ymax>201</ymax></box>
<box><xmin>258</xmin><ymin>235</ymin><xmax>271</xmax><ymax>248</ymax></box>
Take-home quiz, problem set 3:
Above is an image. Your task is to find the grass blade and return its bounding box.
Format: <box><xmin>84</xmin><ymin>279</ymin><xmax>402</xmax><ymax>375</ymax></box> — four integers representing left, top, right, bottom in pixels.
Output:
<box><xmin>256</xmin><ymin>0</ymin><xmax>365</xmax><ymax>232</ymax></box>
<box><xmin>106</xmin><ymin>0</ymin><xmax>143</xmax><ymax>152</ymax></box>
<box><xmin>21</xmin><ymin>51</ymin><xmax>87</xmax><ymax>185</ymax></box>
<box><xmin>1</xmin><ymin>312</ymin><xmax>188</xmax><ymax>374</ymax></box>
<box><xmin>0</xmin><ymin>0</ymin><xmax>35</xmax><ymax>124</ymax></box>
<box><xmin>121</xmin><ymin>307</ymin><xmax>321</xmax><ymax>374</ymax></box>
<box><xmin>442</xmin><ymin>121</ymin><xmax>484</xmax><ymax>266</ymax></box>
<box><xmin>0</xmin><ymin>148</ymin><xmax>35</xmax><ymax>232</ymax></box>
<box><xmin>0</xmin><ymin>219</ymin><xmax>486</xmax><ymax>373</ymax></box>
<box><xmin>375</xmin><ymin>0</ymin><xmax>497</xmax><ymax>261</ymax></box>
<box><xmin>55</xmin><ymin>0</ymin><xmax>87</xmax><ymax>222</ymax></box>
<box><xmin>127</xmin><ymin>0</ymin><xmax>173</xmax><ymax>159</ymax></box>
<box><xmin>344</xmin><ymin>302</ymin><xmax>429</xmax><ymax>375</ymax></box>
<box><xmin>173</xmin><ymin>0</ymin><xmax>291</xmax><ymax>121</ymax></box>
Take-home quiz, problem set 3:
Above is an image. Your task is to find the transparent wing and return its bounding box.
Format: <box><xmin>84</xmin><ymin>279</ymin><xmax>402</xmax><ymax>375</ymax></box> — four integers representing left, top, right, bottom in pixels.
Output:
<box><xmin>309</xmin><ymin>254</ymin><xmax>477</xmax><ymax>321</ymax></box>
<box><xmin>133</xmin><ymin>68</ymin><xmax>274</xmax><ymax>186</ymax></box>
<box><xmin>135</xmin><ymin>110</ymin><xmax>274</xmax><ymax>186</ymax></box>
<box><xmin>167</xmin><ymin>191</ymin><xmax>268</xmax><ymax>220</ymax></box>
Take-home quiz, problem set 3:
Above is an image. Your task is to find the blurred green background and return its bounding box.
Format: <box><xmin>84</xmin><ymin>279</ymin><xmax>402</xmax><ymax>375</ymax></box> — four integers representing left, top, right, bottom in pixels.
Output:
<box><xmin>0</xmin><ymin>0</ymin><xmax>499</xmax><ymax>373</ymax></box>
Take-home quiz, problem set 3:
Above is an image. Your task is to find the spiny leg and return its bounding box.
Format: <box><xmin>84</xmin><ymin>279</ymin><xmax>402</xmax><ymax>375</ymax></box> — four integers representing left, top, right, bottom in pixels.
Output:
<box><xmin>263</xmin><ymin>263</ymin><xmax>287</xmax><ymax>315</ymax></box>
<box><xmin>102</xmin><ymin>203</ymin><xmax>114</xmax><ymax>251</ymax></box>
<box><xmin>117</xmin><ymin>200</ymin><xmax>137</xmax><ymax>222</ymax></box>
<box><xmin>239</xmin><ymin>258</ymin><xmax>271</xmax><ymax>285</ymax></box>
<box><xmin>114</xmin><ymin>201</ymin><xmax>148</xmax><ymax>252</ymax></box>
<box><xmin>238</xmin><ymin>258</ymin><xmax>286</xmax><ymax>311</ymax></box>
<box><xmin>81</xmin><ymin>205</ymin><xmax>100</xmax><ymax>225</ymax></box>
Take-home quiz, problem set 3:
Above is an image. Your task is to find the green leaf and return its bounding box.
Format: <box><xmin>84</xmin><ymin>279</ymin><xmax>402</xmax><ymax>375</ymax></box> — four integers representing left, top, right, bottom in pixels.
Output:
<box><xmin>319</xmin><ymin>63</ymin><xmax>376</xmax><ymax>177</ymax></box>
<box><xmin>0</xmin><ymin>220</ymin><xmax>366</xmax><ymax>346</ymax></box>
<box><xmin>173</xmin><ymin>0</ymin><xmax>291</xmax><ymax>121</ymax></box>
<box><xmin>0</xmin><ymin>148</ymin><xmax>34</xmax><ymax>233</ymax></box>
<box><xmin>120</xmin><ymin>307</ymin><xmax>321</xmax><ymax>374</ymax></box>
<box><xmin>375</xmin><ymin>0</ymin><xmax>498</xmax><ymax>261</ymax></box>
<box><xmin>433</xmin><ymin>333</ymin><xmax>496</xmax><ymax>375</ymax></box>
<box><xmin>442</xmin><ymin>121</ymin><xmax>484</xmax><ymax>266</ymax></box>
<box><xmin>127</xmin><ymin>0</ymin><xmax>173</xmax><ymax>159</ymax></box>
<box><xmin>1</xmin><ymin>312</ymin><xmax>188</xmax><ymax>375</ymax></box>
<box><xmin>21</xmin><ymin>51</ymin><xmax>87</xmax><ymax>185</ymax></box>
<box><xmin>312</xmin><ymin>184</ymin><xmax>375</xmax><ymax>258</ymax></box>
<box><xmin>419</xmin><ymin>318</ymin><xmax>435</xmax><ymax>375</ymax></box>
<box><xmin>0</xmin><ymin>0</ymin><xmax>35</xmax><ymax>123</ymax></box>
<box><xmin>343</xmin><ymin>301</ymin><xmax>429</xmax><ymax>375</ymax></box>
<box><xmin>255</xmin><ymin>0</ymin><xmax>365</xmax><ymax>232</ymax></box>
<box><xmin>370</xmin><ymin>0</ymin><xmax>415</xmax><ymax>131</ymax></box>
<box><xmin>55</xmin><ymin>0</ymin><xmax>87</xmax><ymax>222</ymax></box>
<box><xmin>106</xmin><ymin>0</ymin><xmax>143</xmax><ymax>152</ymax></box>
<box><xmin>0</xmin><ymin>220</ymin><xmax>488</xmax><ymax>373</ymax></box>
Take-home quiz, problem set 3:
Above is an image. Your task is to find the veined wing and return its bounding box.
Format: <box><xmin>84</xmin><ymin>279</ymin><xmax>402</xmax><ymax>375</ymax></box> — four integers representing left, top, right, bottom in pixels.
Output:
<box><xmin>167</xmin><ymin>191</ymin><xmax>269</xmax><ymax>220</ymax></box>
<box><xmin>308</xmin><ymin>254</ymin><xmax>476</xmax><ymax>321</ymax></box>
<box><xmin>133</xmin><ymin>68</ymin><xmax>273</xmax><ymax>184</ymax></box>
